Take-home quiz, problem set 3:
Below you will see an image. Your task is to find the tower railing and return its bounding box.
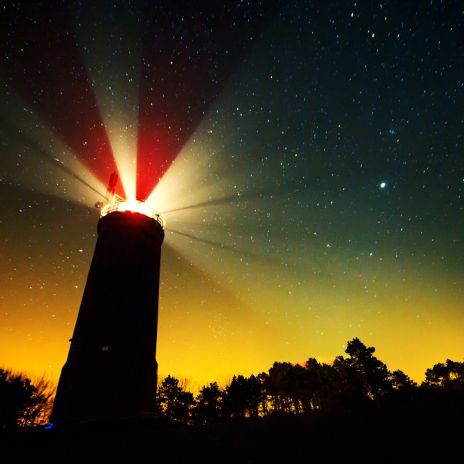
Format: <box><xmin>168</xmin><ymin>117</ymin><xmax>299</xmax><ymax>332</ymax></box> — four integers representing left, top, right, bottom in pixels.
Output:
<box><xmin>100</xmin><ymin>196</ymin><xmax>165</xmax><ymax>228</ymax></box>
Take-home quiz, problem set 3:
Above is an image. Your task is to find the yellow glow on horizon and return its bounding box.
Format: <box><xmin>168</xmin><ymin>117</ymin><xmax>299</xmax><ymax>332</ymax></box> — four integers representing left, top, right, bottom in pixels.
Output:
<box><xmin>2</xmin><ymin>253</ymin><xmax>462</xmax><ymax>390</ymax></box>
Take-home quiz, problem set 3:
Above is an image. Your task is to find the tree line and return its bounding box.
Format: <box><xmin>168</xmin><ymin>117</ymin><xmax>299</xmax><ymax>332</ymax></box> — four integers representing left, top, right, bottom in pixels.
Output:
<box><xmin>157</xmin><ymin>337</ymin><xmax>464</xmax><ymax>424</ymax></box>
<box><xmin>1</xmin><ymin>338</ymin><xmax>463</xmax><ymax>429</ymax></box>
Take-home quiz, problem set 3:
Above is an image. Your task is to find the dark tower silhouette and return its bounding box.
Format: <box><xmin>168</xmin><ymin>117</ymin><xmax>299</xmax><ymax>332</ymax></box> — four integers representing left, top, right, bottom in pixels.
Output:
<box><xmin>51</xmin><ymin>200</ymin><xmax>164</xmax><ymax>423</ymax></box>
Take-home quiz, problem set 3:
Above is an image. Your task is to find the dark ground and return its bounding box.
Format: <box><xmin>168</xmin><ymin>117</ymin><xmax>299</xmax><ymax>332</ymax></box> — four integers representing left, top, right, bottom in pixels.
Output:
<box><xmin>1</xmin><ymin>410</ymin><xmax>461</xmax><ymax>463</ymax></box>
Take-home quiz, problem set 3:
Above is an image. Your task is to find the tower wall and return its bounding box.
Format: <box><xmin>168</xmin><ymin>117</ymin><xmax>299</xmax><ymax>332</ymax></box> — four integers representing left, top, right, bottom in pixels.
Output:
<box><xmin>51</xmin><ymin>211</ymin><xmax>164</xmax><ymax>423</ymax></box>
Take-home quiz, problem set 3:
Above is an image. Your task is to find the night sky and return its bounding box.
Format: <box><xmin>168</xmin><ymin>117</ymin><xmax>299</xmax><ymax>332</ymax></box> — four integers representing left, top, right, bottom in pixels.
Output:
<box><xmin>1</xmin><ymin>0</ymin><xmax>463</xmax><ymax>389</ymax></box>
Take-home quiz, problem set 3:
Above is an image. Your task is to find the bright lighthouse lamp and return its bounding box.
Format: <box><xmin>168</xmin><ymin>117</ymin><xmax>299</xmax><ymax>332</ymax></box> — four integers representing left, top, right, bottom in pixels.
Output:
<box><xmin>100</xmin><ymin>195</ymin><xmax>165</xmax><ymax>227</ymax></box>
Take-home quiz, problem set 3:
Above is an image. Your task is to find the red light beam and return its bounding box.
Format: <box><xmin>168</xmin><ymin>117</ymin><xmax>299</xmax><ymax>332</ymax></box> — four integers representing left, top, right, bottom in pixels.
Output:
<box><xmin>136</xmin><ymin>2</ymin><xmax>273</xmax><ymax>200</ymax></box>
<box><xmin>0</xmin><ymin>1</ymin><xmax>122</xmax><ymax>196</ymax></box>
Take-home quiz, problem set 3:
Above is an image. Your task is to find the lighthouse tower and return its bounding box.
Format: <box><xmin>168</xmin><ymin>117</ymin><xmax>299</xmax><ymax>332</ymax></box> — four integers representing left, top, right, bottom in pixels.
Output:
<box><xmin>51</xmin><ymin>198</ymin><xmax>164</xmax><ymax>423</ymax></box>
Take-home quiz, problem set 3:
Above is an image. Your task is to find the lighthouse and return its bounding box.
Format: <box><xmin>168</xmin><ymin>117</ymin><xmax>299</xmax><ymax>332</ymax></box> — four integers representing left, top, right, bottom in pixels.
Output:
<box><xmin>51</xmin><ymin>197</ymin><xmax>164</xmax><ymax>423</ymax></box>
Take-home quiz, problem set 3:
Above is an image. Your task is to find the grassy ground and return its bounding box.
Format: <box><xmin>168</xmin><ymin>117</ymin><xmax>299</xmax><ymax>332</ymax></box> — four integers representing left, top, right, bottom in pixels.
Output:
<box><xmin>2</xmin><ymin>409</ymin><xmax>460</xmax><ymax>463</ymax></box>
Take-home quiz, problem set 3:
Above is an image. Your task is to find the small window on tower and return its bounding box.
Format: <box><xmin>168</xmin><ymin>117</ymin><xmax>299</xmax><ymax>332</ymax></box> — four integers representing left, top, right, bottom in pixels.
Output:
<box><xmin>102</xmin><ymin>346</ymin><xmax>110</xmax><ymax>351</ymax></box>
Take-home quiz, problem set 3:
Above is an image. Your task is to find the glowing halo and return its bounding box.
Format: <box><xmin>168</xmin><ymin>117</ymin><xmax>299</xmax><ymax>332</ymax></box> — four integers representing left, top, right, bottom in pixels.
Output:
<box><xmin>100</xmin><ymin>195</ymin><xmax>164</xmax><ymax>227</ymax></box>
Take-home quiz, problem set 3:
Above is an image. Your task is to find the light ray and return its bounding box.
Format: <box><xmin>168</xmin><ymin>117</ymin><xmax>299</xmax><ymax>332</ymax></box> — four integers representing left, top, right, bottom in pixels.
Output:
<box><xmin>0</xmin><ymin>86</ymin><xmax>107</xmax><ymax>205</ymax></box>
<box><xmin>70</xmin><ymin>2</ymin><xmax>143</xmax><ymax>200</ymax></box>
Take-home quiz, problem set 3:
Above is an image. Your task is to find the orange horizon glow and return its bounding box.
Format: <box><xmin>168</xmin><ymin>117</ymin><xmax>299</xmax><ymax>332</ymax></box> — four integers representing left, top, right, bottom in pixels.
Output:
<box><xmin>1</xmin><ymin>231</ymin><xmax>463</xmax><ymax>392</ymax></box>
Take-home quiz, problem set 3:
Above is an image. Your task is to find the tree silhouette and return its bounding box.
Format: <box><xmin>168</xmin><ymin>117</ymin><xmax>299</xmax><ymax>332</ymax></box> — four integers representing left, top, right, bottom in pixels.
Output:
<box><xmin>244</xmin><ymin>374</ymin><xmax>265</xmax><ymax>417</ymax></box>
<box><xmin>194</xmin><ymin>382</ymin><xmax>222</xmax><ymax>424</ymax></box>
<box><xmin>157</xmin><ymin>375</ymin><xmax>195</xmax><ymax>423</ymax></box>
<box><xmin>302</xmin><ymin>358</ymin><xmax>338</xmax><ymax>412</ymax></box>
<box><xmin>222</xmin><ymin>374</ymin><xmax>266</xmax><ymax>419</ymax></box>
<box><xmin>333</xmin><ymin>338</ymin><xmax>391</xmax><ymax>405</ymax></box>
<box><xmin>389</xmin><ymin>370</ymin><xmax>417</xmax><ymax>391</ymax></box>
<box><xmin>424</xmin><ymin>360</ymin><xmax>464</xmax><ymax>391</ymax></box>
<box><xmin>0</xmin><ymin>368</ymin><xmax>52</xmax><ymax>430</ymax></box>
<box><xmin>223</xmin><ymin>375</ymin><xmax>250</xmax><ymax>418</ymax></box>
<box><xmin>266</xmin><ymin>362</ymin><xmax>299</xmax><ymax>413</ymax></box>
<box><xmin>256</xmin><ymin>372</ymin><xmax>269</xmax><ymax>415</ymax></box>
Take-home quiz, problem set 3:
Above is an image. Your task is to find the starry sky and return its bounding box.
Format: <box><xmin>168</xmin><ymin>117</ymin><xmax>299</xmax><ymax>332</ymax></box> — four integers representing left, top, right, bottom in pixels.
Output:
<box><xmin>0</xmin><ymin>0</ymin><xmax>463</xmax><ymax>389</ymax></box>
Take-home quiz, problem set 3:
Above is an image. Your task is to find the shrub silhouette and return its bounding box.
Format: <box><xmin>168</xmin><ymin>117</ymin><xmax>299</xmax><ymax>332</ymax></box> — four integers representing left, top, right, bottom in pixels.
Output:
<box><xmin>0</xmin><ymin>368</ymin><xmax>53</xmax><ymax>430</ymax></box>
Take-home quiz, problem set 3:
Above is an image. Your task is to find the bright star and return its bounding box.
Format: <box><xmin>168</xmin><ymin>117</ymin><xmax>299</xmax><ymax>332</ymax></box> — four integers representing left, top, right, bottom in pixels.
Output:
<box><xmin>380</xmin><ymin>182</ymin><xmax>387</xmax><ymax>189</ymax></box>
